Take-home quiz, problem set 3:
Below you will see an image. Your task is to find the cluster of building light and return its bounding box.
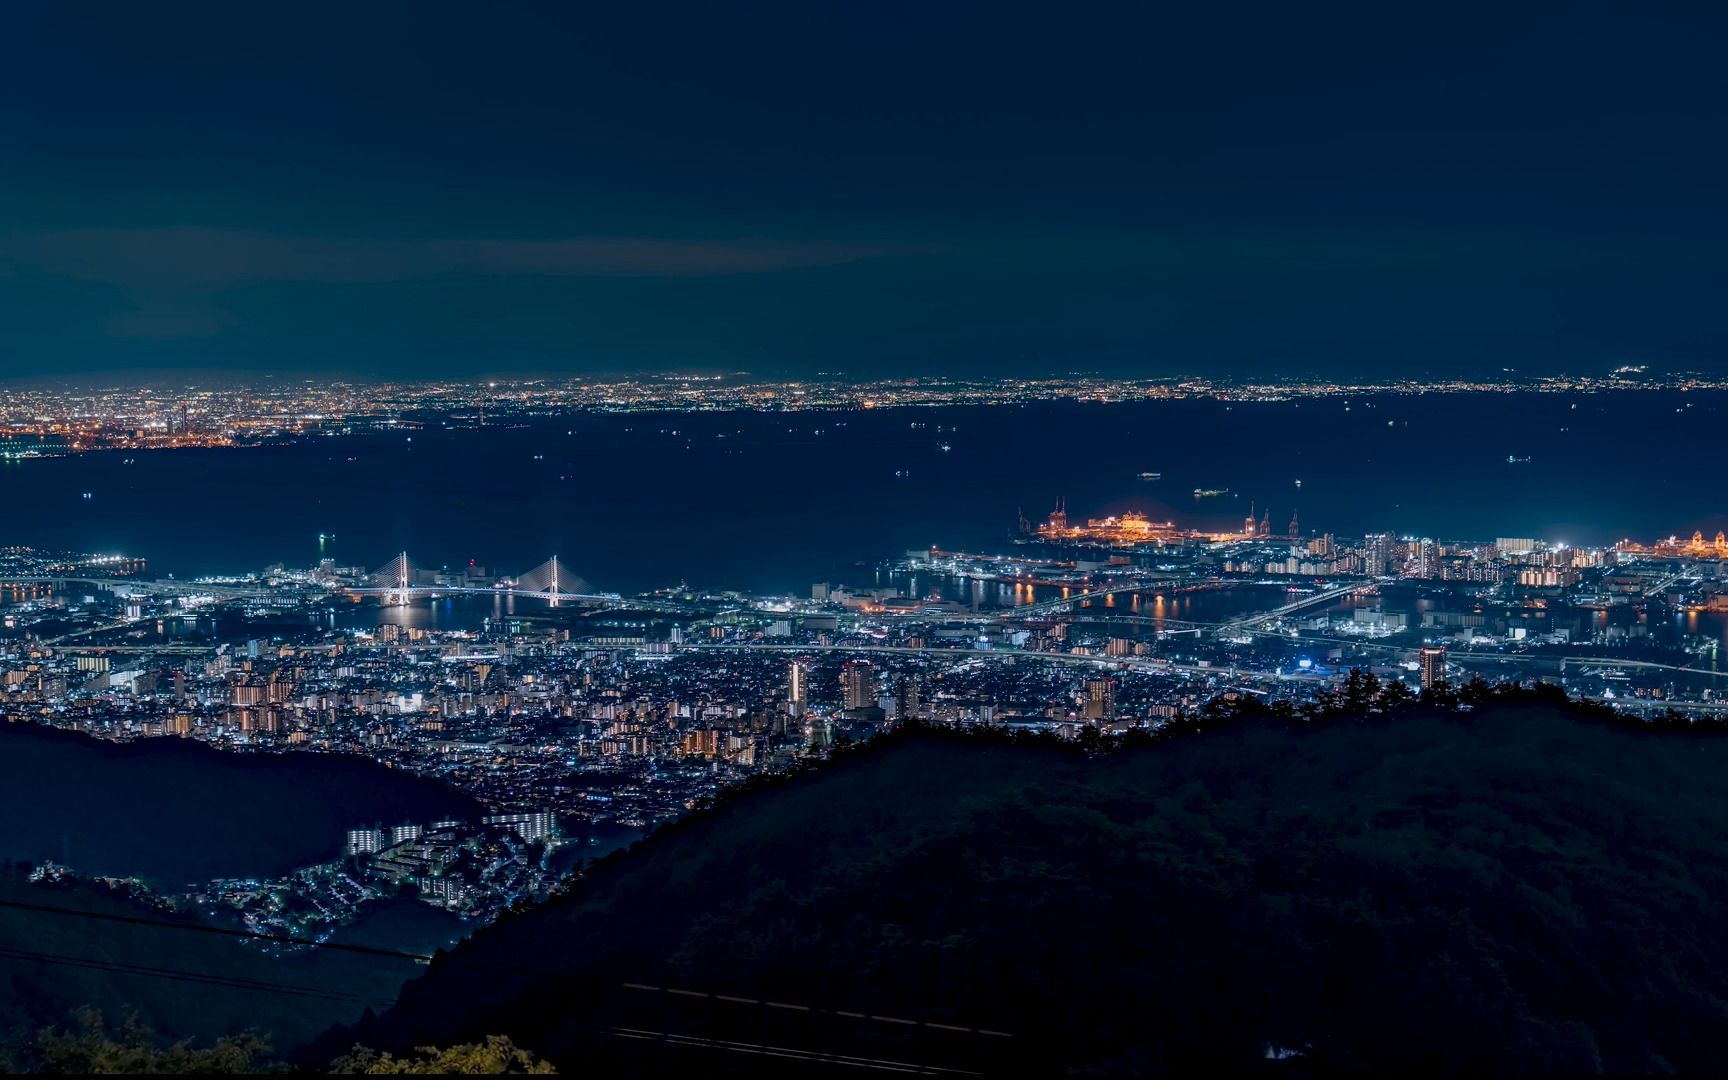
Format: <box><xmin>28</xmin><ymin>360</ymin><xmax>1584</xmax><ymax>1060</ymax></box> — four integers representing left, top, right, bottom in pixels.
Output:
<box><xmin>5</xmin><ymin>370</ymin><xmax>1727</xmax><ymax>455</ymax></box>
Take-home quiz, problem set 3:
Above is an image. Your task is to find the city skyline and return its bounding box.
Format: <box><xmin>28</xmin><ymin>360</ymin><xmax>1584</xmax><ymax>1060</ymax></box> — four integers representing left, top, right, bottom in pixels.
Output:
<box><xmin>7</xmin><ymin>4</ymin><xmax>1728</xmax><ymax>1072</ymax></box>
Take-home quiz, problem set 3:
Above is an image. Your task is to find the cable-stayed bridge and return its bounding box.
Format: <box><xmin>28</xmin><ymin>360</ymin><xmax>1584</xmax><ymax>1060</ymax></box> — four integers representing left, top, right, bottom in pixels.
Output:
<box><xmin>513</xmin><ymin>556</ymin><xmax>570</xmax><ymax>597</ymax></box>
<box><xmin>5</xmin><ymin>554</ymin><xmax>696</xmax><ymax>613</ymax></box>
<box><xmin>350</xmin><ymin>553</ymin><xmax>692</xmax><ymax>613</ymax></box>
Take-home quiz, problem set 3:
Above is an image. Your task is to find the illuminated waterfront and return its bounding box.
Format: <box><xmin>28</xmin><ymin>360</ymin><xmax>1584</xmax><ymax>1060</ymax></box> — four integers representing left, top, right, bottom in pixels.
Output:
<box><xmin>3</xmin><ymin>392</ymin><xmax>1726</xmax><ymax>595</ymax></box>
<box><xmin>8</xmin><ymin>387</ymin><xmax>1728</xmax><ymax>990</ymax></box>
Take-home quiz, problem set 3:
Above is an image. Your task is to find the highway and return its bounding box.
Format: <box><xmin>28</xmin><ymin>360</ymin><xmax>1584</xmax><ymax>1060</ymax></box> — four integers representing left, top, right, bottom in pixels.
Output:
<box><xmin>0</xmin><ymin>575</ymin><xmax>277</xmax><ymax>601</ymax></box>
<box><xmin>1641</xmin><ymin>571</ymin><xmax>1694</xmax><ymax>598</ymax></box>
<box><xmin>1450</xmin><ymin>651</ymin><xmax>1728</xmax><ymax>678</ymax></box>
<box><xmin>1216</xmin><ymin>583</ymin><xmax>1366</xmax><ymax>633</ymax></box>
<box><xmin>1577</xmin><ymin>695</ymin><xmax>1728</xmax><ymax>715</ymax></box>
<box><xmin>1005</xmin><ymin>576</ymin><xmax>1195</xmax><ymax>616</ymax></box>
<box><xmin>675</xmin><ymin>641</ymin><xmax>1287</xmax><ymax>686</ymax></box>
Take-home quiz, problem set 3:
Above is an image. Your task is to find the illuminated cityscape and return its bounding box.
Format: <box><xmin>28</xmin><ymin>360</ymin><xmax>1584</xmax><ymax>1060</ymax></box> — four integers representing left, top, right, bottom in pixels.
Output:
<box><xmin>9</xmin><ymin>495</ymin><xmax>1728</xmax><ymax>764</ymax></box>
<box><xmin>8</xmin><ymin>471</ymin><xmax>1728</xmax><ymax>967</ymax></box>
<box><xmin>3</xmin><ymin>369</ymin><xmax>1726</xmax><ymax>457</ymax></box>
<box><xmin>9</xmin><ymin>1</ymin><xmax>1728</xmax><ymax>1072</ymax></box>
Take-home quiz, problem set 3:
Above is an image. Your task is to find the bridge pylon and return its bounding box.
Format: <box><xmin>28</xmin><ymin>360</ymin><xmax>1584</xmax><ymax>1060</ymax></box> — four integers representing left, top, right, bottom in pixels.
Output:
<box><xmin>366</xmin><ymin>552</ymin><xmax>417</xmax><ymax>606</ymax></box>
<box><xmin>514</xmin><ymin>556</ymin><xmax>569</xmax><ymax>605</ymax></box>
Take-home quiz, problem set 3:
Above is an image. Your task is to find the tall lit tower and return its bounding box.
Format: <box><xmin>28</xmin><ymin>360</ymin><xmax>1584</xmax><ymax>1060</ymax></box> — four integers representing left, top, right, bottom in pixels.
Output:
<box><xmin>1363</xmin><ymin>533</ymin><xmax>1394</xmax><ymax>576</ymax></box>
<box><xmin>895</xmin><ymin>676</ymin><xmax>920</xmax><ymax>722</ymax></box>
<box><xmin>787</xmin><ymin>661</ymin><xmax>808</xmax><ymax>717</ymax></box>
<box><xmin>1415</xmin><ymin>538</ymin><xmax>1438</xmax><ymax>579</ymax></box>
<box><xmin>842</xmin><ymin>661</ymin><xmax>877</xmax><ymax>710</ymax></box>
<box><xmin>1420</xmin><ymin>645</ymin><xmax>1447</xmax><ymax>691</ymax></box>
<box><xmin>387</xmin><ymin>551</ymin><xmax>411</xmax><ymax>606</ymax></box>
<box><xmin>1083</xmin><ymin>677</ymin><xmax>1116</xmax><ymax>722</ymax></box>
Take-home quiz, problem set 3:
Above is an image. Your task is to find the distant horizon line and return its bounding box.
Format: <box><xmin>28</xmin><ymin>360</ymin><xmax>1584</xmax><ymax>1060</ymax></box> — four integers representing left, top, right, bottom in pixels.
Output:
<box><xmin>0</xmin><ymin>366</ymin><xmax>1709</xmax><ymax>394</ymax></box>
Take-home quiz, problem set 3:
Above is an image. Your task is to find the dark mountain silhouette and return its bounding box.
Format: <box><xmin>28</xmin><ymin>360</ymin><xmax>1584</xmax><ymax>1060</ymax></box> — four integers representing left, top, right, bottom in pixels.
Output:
<box><xmin>315</xmin><ymin>693</ymin><xmax>1728</xmax><ymax>1075</ymax></box>
<box><xmin>0</xmin><ymin>722</ymin><xmax>480</xmax><ymax>884</ymax></box>
<box><xmin>0</xmin><ymin>869</ymin><xmax>458</xmax><ymax>1055</ymax></box>
<box><xmin>0</xmin><ymin>723</ymin><xmax>478</xmax><ymax>1059</ymax></box>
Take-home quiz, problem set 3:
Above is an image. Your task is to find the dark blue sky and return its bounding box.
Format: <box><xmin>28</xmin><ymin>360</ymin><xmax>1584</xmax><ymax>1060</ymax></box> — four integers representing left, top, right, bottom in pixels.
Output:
<box><xmin>2</xmin><ymin>2</ymin><xmax>1724</xmax><ymax>382</ymax></box>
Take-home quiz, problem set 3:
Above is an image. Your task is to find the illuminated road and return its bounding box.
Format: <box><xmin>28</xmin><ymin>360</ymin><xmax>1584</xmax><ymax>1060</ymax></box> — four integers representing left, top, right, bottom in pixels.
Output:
<box><xmin>845</xmin><ymin>575</ymin><xmax>1237</xmax><ymax>624</ymax></box>
<box><xmin>1450</xmin><ymin>651</ymin><xmax>1728</xmax><ymax>678</ymax></box>
<box><xmin>1005</xmin><ymin>576</ymin><xmax>1209</xmax><ymax>616</ymax></box>
<box><xmin>343</xmin><ymin>584</ymin><xmax>643</xmax><ymax>605</ymax></box>
<box><xmin>1577</xmin><ymin>695</ymin><xmax>1728</xmax><ymax>715</ymax></box>
<box><xmin>676</xmin><ymin>641</ymin><xmax>1289</xmax><ymax>686</ymax></box>
<box><xmin>1216</xmin><ymin>583</ymin><xmax>1367</xmax><ymax>634</ymax></box>
<box><xmin>0</xmin><ymin>575</ymin><xmax>276</xmax><ymax>600</ymax></box>
<box><xmin>1638</xmin><ymin>571</ymin><xmax>1704</xmax><ymax>598</ymax></box>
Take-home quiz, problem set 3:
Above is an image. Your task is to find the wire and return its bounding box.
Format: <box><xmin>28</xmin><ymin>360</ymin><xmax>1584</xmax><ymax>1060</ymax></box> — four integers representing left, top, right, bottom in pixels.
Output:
<box><xmin>609</xmin><ymin>1026</ymin><xmax>984</xmax><ymax>1076</ymax></box>
<box><xmin>0</xmin><ymin>896</ymin><xmax>1014</xmax><ymax>1064</ymax></box>
<box><xmin>0</xmin><ymin>945</ymin><xmax>396</xmax><ymax>1008</ymax></box>
<box><xmin>0</xmin><ymin>897</ymin><xmax>436</xmax><ymax>961</ymax></box>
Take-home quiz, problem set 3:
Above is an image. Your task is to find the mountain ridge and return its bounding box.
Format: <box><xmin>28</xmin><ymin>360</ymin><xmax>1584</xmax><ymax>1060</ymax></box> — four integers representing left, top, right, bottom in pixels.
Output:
<box><xmin>0</xmin><ymin>721</ymin><xmax>481</xmax><ymax>884</ymax></box>
<box><xmin>314</xmin><ymin>692</ymin><xmax>1728</xmax><ymax>1075</ymax></box>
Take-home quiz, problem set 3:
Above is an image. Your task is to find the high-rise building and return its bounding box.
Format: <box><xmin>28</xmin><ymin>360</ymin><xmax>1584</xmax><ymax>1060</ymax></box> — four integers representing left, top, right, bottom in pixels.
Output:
<box><xmin>1414</xmin><ymin>538</ymin><xmax>1438</xmax><ymax>579</ymax></box>
<box><xmin>842</xmin><ymin>661</ymin><xmax>877</xmax><ymax>710</ymax></box>
<box><xmin>1419</xmin><ymin>645</ymin><xmax>1447</xmax><ymax>690</ymax></box>
<box><xmin>1363</xmin><ymin>533</ymin><xmax>1395</xmax><ymax>576</ymax></box>
<box><xmin>1083</xmin><ymin>677</ymin><xmax>1116</xmax><ymax>722</ymax></box>
<box><xmin>895</xmin><ymin>676</ymin><xmax>919</xmax><ymax>722</ymax></box>
<box><xmin>483</xmin><ymin>812</ymin><xmax>558</xmax><ymax>843</ymax></box>
<box><xmin>347</xmin><ymin>826</ymin><xmax>387</xmax><ymax>856</ymax></box>
<box><xmin>787</xmin><ymin>660</ymin><xmax>807</xmax><ymax>716</ymax></box>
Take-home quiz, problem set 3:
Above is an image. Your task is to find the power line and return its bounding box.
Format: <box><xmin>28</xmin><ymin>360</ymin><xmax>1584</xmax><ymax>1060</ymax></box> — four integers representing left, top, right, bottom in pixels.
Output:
<box><xmin>1</xmin><ymin>898</ymin><xmax>1017</xmax><ymax>1060</ymax></box>
<box><xmin>0</xmin><ymin>897</ymin><xmax>435</xmax><ymax>962</ymax></box>
<box><xmin>0</xmin><ymin>945</ymin><xmax>396</xmax><ymax>1008</ymax></box>
<box><xmin>608</xmin><ymin>1026</ymin><xmax>984</xmax><ymax>1076</ymax></box>
<box><xmin>620</xmin><ymin>982</ymin><xmax>1011</xmax><ymax>1040</ymax></box>
<box><xmin>0</xmin><ymin>895</ymin><xmax>616</xmax><ymax>987</ymax></box>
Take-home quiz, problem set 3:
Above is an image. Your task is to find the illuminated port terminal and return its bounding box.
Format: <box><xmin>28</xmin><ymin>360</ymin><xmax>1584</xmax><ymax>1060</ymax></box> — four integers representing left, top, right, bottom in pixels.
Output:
<box><xmin>1027</xmin><ymin>498</ymin><xmax>1298</xmax><ymax>545</ymax></box>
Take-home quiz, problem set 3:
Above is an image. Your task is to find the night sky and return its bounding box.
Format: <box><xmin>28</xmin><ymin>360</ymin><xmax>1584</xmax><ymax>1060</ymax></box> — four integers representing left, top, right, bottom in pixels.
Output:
<box><xmin>2</xmin><ymin>2</ymin><xmax>1724</xmax><ymax>382</ymax></box>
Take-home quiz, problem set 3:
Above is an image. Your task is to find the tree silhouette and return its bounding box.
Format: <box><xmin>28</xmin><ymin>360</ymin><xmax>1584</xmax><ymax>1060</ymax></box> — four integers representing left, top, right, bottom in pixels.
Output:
<box><xmin>330</xmin><ymin>1036</ymin><xmax>555</xmax><ymax>1074</ymax></box>
<box><xmin>20</xmin><ymin>1008</ymin><xmax>274</xmax><ymax>1074</ymax></box>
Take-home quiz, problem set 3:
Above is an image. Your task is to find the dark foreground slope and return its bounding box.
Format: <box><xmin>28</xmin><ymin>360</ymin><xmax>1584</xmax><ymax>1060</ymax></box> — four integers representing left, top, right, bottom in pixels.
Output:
<box><xmin>322</xmin><ymin>702</ymin><xmax>1728</xmax><ymax>1075</ymax></box>
<box><xmin>0</xmin><ymin>870</ymin><xmax>453</xmax><ymax>1053</ymax></box>
<box><xmin>0</xmin><ymin>722</ymin><xmax>480</xmax><ymax>884</ymax></box>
